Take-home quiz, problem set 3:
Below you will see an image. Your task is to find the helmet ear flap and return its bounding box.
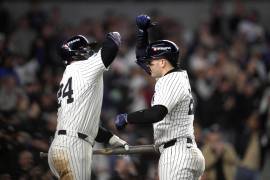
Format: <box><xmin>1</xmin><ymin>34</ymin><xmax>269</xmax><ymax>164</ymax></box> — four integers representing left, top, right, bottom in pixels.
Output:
<box><xmin>71</xmin><ymin>48</ymin><xmax>94</xmax><ymax>61</ymax></box>
<box><xmin>59</xmin><ymin>43</ymin><xmax>73</xmax><ymax>61</ymax></box>
<box><xmin>74</xmin><ymin>51</ymin><xmax>80</xmax><ymax>56</ymax></box>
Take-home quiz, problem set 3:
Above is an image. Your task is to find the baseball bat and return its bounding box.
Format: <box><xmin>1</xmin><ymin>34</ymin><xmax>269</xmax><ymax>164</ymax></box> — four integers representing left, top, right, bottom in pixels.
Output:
<box><xmin>40</xmin><ymin>144</ymin><xmax>158</xmax><ymax>158</ymax></box>
<box><xmin>93</xmin><ymin>144</ymin><xmax>158</xmax><ymax>155</ymax></box>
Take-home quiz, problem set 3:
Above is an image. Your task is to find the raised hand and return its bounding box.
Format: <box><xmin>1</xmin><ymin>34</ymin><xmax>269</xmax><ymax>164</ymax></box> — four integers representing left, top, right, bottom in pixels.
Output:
<box><xmin>136</xmin><ymin>14</ymin><xmax>156</xmax><ymax>30</ymax></box>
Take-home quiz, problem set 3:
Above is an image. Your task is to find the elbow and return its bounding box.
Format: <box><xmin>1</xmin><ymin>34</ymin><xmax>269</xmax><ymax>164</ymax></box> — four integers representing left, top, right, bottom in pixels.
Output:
<box><xmin>101</xmin><ymin>40</ymin><xmax>119</xmax><ymax>68</ymax></box>
<box><xmin>151</xmin><ymin>106</ymin><xmax>168</xmax><ymax>123</ymax></box>
<box><xmin>154</xmin><ymin>113</ymin><xmax>167</xmax><ymax>122</ymax></box>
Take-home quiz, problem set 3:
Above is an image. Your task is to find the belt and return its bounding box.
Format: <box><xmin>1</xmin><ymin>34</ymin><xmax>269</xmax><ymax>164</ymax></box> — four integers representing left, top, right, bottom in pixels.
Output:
<box><xmin>163</xmin><ymin>137</ymin><xmax>193</xmax><ymax>149</ymax></box>
<box><xmin>58</xmin><ymin>130</ymin><xmax>88</xmax><ymax>140</ymax></box>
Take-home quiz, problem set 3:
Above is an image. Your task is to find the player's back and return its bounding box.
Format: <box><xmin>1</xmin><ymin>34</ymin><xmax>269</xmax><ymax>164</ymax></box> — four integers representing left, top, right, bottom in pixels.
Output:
<box><xmin>56</xmin><ymin>51</ymin><xmax>107</xmax><ymax>139</ymax></box>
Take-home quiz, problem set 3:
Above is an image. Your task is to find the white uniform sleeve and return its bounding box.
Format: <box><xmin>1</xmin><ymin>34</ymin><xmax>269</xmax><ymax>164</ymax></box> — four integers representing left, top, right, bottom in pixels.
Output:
<box><xmin>79</xmin><ymin>50</ymin><xmax>109</xmax><ymax>81</ymax></box>
<box><xmin>152</xmin><ymin>75</ymin><xmax>185</xmax><ymax>113</ymax></box>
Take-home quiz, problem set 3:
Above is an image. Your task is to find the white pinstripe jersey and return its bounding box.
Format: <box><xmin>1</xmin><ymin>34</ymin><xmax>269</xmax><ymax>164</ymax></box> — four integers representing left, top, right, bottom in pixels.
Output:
<box><xmin>56</xmin><ymin>50</ymin><xmax>108</xmax><ymax>140</ymax></box>
<box><xmin>152</xmin><ymin>70</ymin><xmax>195</xmax><ymax>146</ymax></box>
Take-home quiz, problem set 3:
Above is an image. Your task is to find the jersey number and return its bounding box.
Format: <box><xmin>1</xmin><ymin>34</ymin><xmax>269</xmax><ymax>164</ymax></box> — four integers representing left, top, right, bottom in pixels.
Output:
<box><xmin>188</xmin><ymin>99</ymin><xmax>194</xmax><ymax>115</ymax></box>
<box><xmin>188</xmin><ymin>89</ymin><xmax>194</xmax><ymax>115</ymax></box>
<box><xmin>57</xmin><ymin>77</ymin><xmax>74</xmax><ymax>107</ymax></box>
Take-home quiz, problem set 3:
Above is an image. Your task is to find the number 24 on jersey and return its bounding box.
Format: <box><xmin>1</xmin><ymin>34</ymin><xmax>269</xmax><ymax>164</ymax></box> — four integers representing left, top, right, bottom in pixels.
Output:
<box><xmin>57</xmin><ymin>77</ymin><xmax>74</xmax><ymax>108</ymax></box>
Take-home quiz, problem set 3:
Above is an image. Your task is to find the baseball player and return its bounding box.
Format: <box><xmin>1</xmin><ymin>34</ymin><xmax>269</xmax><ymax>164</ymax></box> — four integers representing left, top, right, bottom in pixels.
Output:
<box><xmin>114</xmin><ymin>15</ymin><xmax>205</xmax><ymax>180</ymax></box>
<box><xmin>48</xmin><ymin>33</ymin><xmax>128</xmax><ymax>180</ymax></box>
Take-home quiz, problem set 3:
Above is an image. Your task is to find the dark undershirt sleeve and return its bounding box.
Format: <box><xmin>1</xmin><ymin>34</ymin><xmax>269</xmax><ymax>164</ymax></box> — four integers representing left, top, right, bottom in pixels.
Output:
<box><xmin>127</xmin><ymin>105</ymin><xmax>168</xmax><ymax>124</ymax></box>
<box><xmin>95</xmin><ymin>126</ymin><xmax>113</xmax><ymax>143</ymax></box>
<box><xmin>101</xmin><ymin>37</ymin><xmax>119</xmax><ymax>68</ymax></box>
<box><xmin>136</xmin><ymin>29</ymin><xmax>149</xmax><ymax>59</ymax></box>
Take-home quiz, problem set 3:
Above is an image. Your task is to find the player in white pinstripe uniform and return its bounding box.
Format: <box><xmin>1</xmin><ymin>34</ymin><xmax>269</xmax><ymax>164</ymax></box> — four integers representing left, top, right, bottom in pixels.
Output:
<box><xmin>48</xmin><ymin>33</ymin><xmax>128</xmax><ymax>180</ymax></box>
<box><xmin>114</xmin><ymin>15</ymin><xmax>205</xmax><ymax>179</ymax></box>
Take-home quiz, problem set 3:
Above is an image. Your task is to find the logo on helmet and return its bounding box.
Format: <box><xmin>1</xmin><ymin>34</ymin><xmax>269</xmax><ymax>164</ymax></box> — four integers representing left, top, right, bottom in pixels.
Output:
<box><xmin>67</xmin><ymin>38</ymin><xmax>80</xmax><ymax>46</ymax></box>
<box><xmin>152</xmin><ymin>47</ymin><xmax>171</xmax><ymax>51</ymax></box>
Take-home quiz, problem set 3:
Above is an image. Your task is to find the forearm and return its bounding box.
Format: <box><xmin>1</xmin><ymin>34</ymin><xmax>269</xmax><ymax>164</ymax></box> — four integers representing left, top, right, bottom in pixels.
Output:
<box><xmin>95</xmin><ymin>126</ymin><xmax>113</xmax><ymax>143</ymax></box>
<box><xmin>95</xmin><ymin>126</ymin><xmax>128</xmax><ymax>148</ymax></box>
<box><xmin>136</xmin><ymin>29</ymin><xmax>149</xmax><ymax>59</ymax></box>
<box><xmin>101</xmin><ymin>32</ymin><xmax>120</xmax><ymax>68</ymax></box>
<box><xmin>127</xmin><ymin>105</ymin><xmax>168</xmax><ymax>124</ymax></box>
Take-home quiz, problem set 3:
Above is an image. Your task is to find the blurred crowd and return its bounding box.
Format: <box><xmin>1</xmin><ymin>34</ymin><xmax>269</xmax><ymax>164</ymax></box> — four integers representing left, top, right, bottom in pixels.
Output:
<box><xmin>0</xmin><ymin>1</ymin><xmax>270</xmax><ymax>180</ymax></box>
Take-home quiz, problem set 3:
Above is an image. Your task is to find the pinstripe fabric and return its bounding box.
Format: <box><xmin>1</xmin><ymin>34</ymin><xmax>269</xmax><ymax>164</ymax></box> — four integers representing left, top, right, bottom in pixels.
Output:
<box><xmin>57</xmin><ymin>50</ymin><xmax>107</xmax><ymax>140</ymax></box>
<box><xmin>158</xmin><ymin>140</ymin><xmax>205</xmax><ymax>180</ymax></box>
<box><xmin>48</xmin><ymin>135</ymin><xmax>92</xmax><ymax>180</ymax></box>
<box><xmin>152</xmin><ymin>70</ymin><xmax>205</xmax><ymax>179</ymax></box>
<box><xmin>48</xmin><ymin>50</ymin><xmax>106</xmax><ymax>179</ymax></box>
<box><xmin>153</xmin><ymin>71</ymin><xmax>194</xmax><ymax>146</ymax></box>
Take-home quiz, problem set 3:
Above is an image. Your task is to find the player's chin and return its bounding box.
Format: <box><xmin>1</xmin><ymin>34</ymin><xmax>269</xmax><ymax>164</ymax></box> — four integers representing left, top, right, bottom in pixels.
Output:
<box><xmin>151</xmin><ymin>73</ymin><xmax>159</xmax><ymax>78</ymax></box>
<box><xmin>149</xmin><ymin>71</ymin><xmax>154</xmax><ymax>77</ymax></box>
<box><xmin>150</xmin><ymin>73</ymin><xmax>155</xmax><ymax>78</ymax></box>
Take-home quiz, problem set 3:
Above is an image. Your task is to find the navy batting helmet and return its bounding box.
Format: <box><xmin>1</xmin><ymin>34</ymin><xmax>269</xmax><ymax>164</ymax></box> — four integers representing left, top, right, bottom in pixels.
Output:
<box><xmin>59</xmin><ymin>35</ymin><xmax>97</xmax><ymax>65</ymax></box>
<box><xmin>136</xmin><ymin>40</ymin><xmax>180</xmax><ymax>74</ymax></box>
<box><xmin>146</xmin><ymin>40</ymin><xmax>179</xmax><ymax>67</ymax></box>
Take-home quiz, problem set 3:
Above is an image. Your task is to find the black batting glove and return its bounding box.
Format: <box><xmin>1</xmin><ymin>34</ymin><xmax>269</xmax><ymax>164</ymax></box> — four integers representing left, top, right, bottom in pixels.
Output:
<box><xmin>136</xmin><ymin>15</ymin><xmax>156</xmax><ymax>31</ymax></box>
<box><xmin>107</xmin><ymin>32</ymin><xmax>121</xmax><ymax>47</ymax></box>
<box><xmin>115</xmin><ymin>113</ymin><xmax>128</xmax><ymax>130</ymax></box>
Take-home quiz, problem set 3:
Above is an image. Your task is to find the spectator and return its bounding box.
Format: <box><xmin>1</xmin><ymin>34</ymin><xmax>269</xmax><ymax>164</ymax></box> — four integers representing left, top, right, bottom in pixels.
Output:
<box><xmin>8</xmin><ymin>16</ymin><xmax>36</xmax><ymax>58</ymax></box>
<box><xmin>202</xmin><ymin>125</ymin><xmax>239</xmax><ymax>180</ymax></box>
<box><xmin>14</xmin><ymin>150</ymin><xmax>34</xmax><ymax>179</ymax></box>
<box><xmin>235</xmin><ymin>112</ymin><xmax>261</xmax><ymax>180</ymax></box>
<box><xmin>110</xmin><ymin>156</ymin><xmax>138</xmax><ymax>180</ymax></box>
<box><xmin>0</xmin><ymin>75</ymin><xmax>25</xmax><ymax>114</ymax></box>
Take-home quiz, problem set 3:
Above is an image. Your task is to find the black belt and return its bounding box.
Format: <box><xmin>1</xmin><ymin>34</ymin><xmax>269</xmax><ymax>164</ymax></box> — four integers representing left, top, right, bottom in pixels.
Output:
<box><xmin>58</xmin><ymin>130</ymin><xmax>88</xmax><ymax>140</ymax></box>
<box><xmin>163</xmin><ymin>137</ymin><xmax>193</xmax><ymax>149</ymax></box>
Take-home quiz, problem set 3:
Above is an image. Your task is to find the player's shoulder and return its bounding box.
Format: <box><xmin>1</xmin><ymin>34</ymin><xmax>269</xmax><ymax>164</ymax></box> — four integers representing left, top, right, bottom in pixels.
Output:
<box><xmin>88</xmin><ymin>49</ymin><xmax>101</xmax><ymax>60</ymax></box>
<box><xmin>158</xmin><ymin>69</ymin><xmax>187</xmax><ymax>83</ymax></box>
